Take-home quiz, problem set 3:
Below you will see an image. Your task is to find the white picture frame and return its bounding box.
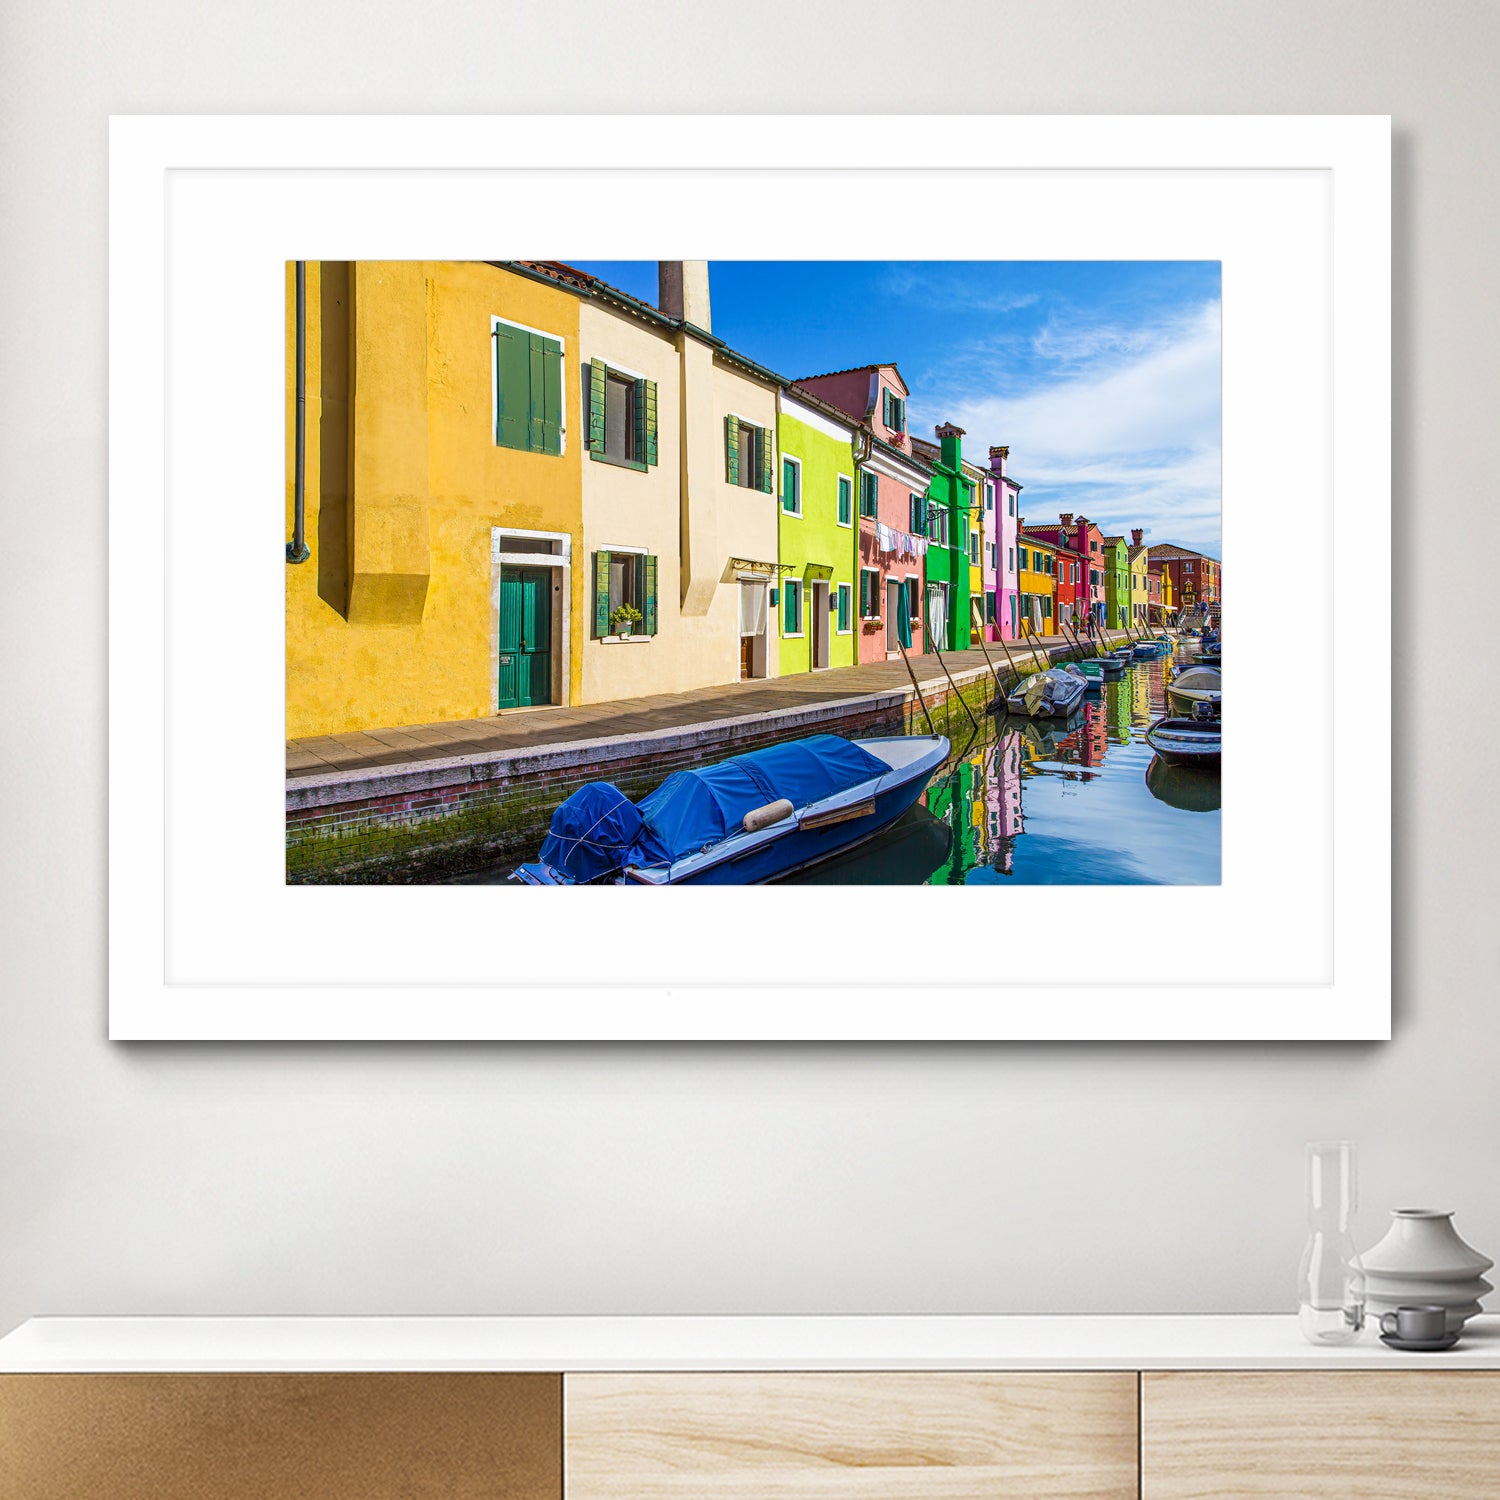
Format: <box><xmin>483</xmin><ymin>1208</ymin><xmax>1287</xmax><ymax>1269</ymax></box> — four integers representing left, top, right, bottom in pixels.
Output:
<box><xmin>108</xmin><ymin>114</ymin><xmax>1390</xmax><ymax>1041</ymax></box>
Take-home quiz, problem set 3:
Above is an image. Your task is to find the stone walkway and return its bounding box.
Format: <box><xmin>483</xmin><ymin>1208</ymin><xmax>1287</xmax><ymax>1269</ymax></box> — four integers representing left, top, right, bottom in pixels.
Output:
<box><xmin>287</xmin><ymin>633</ymin><xmax>1131</xmax><ymax>780</ymax></box>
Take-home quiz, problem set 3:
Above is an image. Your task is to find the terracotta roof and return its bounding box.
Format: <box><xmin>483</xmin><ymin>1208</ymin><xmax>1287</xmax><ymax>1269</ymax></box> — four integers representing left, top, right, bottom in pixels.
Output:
<box><xmin>797</xmin><ymin>362</ymin><xmax>902</xmax><ymax>383</ymax></box>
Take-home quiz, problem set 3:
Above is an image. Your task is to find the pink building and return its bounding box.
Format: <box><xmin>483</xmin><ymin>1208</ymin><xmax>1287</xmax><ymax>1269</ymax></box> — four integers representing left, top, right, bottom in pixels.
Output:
<box><xmin>979</xmin><ymin>466</ymin><xmax>999</xmax><ymax>639</ymax></box>
<box><xmin>794</xmin><ymin>363</ymin><xmax>933</xmax><ymax>663</ymax></box>
<box><xmin>987</xmin><ymin>446</ymin><xmax>1022</xmax><ymax>638</ymax></box>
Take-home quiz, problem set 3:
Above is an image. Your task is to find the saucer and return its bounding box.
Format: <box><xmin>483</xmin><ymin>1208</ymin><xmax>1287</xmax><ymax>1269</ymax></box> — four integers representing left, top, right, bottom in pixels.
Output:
<box><xmin>1380</xmin><ymin>1331</ymin><xmax>1460</xmax><ymax>1352</ymax></box>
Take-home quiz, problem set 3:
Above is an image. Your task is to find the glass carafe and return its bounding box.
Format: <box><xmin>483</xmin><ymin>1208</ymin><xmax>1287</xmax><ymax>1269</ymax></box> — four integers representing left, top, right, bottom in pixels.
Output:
<box><xmin>1298</xmin><ymin>1140</ymin><xmax>1366</xmax><ymax>1343</ymax></box>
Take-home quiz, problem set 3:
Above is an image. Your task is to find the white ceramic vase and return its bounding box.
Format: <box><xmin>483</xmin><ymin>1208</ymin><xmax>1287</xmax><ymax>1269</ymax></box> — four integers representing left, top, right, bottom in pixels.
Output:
<box><xmin>1361</xmin><ymin>1209</ymin><xmax>1493</xmax><ymax>1333</ymax></box>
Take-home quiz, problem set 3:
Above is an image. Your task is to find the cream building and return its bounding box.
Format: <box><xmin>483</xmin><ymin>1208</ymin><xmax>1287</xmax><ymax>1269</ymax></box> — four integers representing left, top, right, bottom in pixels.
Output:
<box><xmin>577</xmin><ymin>261</ymin><xmax>781</xmax><ymax>703</ymax></box>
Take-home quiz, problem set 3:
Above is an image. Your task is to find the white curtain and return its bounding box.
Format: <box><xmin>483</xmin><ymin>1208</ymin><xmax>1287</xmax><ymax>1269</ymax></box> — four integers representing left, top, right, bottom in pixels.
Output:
<box><xmin>739</xmin><ymin>580</ymin><xmax>767</xmax><ymax>637</ymax></box>
<box><xmin>927</xmin><ymin>584</ymin><xmax>948</xmax><ymax>644</ymax></box>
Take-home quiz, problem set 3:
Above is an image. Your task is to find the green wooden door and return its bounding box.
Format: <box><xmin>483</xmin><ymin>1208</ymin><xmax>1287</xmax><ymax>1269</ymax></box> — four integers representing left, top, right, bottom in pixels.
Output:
<box><xmin>497</xmin><ymin>567</ymin><xmax>553</xmax><ymax>709</ymax></box>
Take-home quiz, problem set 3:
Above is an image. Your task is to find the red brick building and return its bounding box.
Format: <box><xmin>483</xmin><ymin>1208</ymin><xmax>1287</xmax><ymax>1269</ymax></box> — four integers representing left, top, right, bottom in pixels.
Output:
<box><xmin>1146</xmin><ymin>543</ymin><xmax>1223</xmax><ymax>617</ymax></box>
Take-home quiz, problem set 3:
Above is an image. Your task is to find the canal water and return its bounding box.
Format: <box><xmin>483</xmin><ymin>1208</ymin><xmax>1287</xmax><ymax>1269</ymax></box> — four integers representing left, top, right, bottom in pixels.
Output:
<box><xmin>789</xmin><ymin>647</ymin><xmax>1221</xmax><ymax>887</ymax></box>
<box><xmin>453</xmin><ymin>644</ymin><xmax>1219</xmax><ymax>887</ymax></box>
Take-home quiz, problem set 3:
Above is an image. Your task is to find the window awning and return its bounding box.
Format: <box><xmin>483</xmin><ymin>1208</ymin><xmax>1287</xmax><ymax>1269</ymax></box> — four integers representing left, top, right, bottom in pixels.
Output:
<box><xmin>729</xmin><ymin>556</ymin><xmax>797</xmax><ymax>576</ymax></box>
<box><xmin>802</xmin><ymin>563</ymin><xmax>834</xmax><ymax>581</ymax></box>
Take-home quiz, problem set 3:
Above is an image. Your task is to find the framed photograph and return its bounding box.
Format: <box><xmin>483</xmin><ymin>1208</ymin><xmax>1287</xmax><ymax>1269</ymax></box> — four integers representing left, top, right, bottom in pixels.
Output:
<box><xmin>109</xmin><ymin>114</ymin><xmax>1389</xmax><ymax>1040</ymax></box>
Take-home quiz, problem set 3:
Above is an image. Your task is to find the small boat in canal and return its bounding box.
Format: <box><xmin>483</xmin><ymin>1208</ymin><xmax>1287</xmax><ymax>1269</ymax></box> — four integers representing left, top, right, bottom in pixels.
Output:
<box><xmin>1072</xmin><ymin>659</ymin><xmax>1107</xmax><ymax>691</ymax></box>
<box><xmin>510</xmin><ymin>732</ymin><xmax>950</xmax><ymax>886</ymax></box>
<box><xmin>1099</xmin><ymin>654</ymin><xmax>1127</xmax><ymax>678</ymax></box>
<box><xmin>1167</xmin><ymin>665</ymin><xmax>1222</xmax><ymax>718</ymax></box>
<box><xmin>1146</xmin><ymin>714</ymin><xmax>1221</xmax><ymax>768</ymax></box>
<box><xmin>1132</xmin><ymin>637</ymin><xmax>1173</xmax><ymax>660</ymax></box>
<box><xmin>1002</xmin><ymin>665</ymin><xmax>1089</xmax><ymax>719</ymax></box>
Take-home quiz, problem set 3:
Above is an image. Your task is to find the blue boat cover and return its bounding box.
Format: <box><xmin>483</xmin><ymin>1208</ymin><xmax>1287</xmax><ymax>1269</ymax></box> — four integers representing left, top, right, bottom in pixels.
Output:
<box><xmin>637</xmin><ymin>734</ymin><xmax>888</xmax><ymax>863</ymax></box>
<box><xmin>537</xmin><ymin>782</ymin><xmax>670</xmax><ymax>884</ymax></box>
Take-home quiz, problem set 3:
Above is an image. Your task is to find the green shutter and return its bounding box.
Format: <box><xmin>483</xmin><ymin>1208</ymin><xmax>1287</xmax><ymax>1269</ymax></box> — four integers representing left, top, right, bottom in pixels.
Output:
<box><xmin>538</xmin><ymin>336</ymin><xmax>562</xmax><ymax>456</ymax></box>
<box><xmin>757</xmin><ymin>425</ymin><xmax>773</xmax><ymax>493</ymax></box>
<box><xmin>594</xmin><ymin>551</ymin><xmax>611</xmax><ymax>636</ymax></box>
<box><xmin>494</xmin><ymin>323</ymin><xmax>529</xmax><ymax>450</ymax></box>
<box><xmin>642</xmin><ymin>554</ymin><xmax>658</xmax><ymax>635</ymax></box>
<box><xmin>784</xmin><ymin>583</ymin><xmax>795</xmax><ymax>635</ymax></box>
<box><xmin>527</xmin><ymin>334</ymin><xmax>547</xmax><ymax>452</ymax></box>
<box><xmin>882</xmin><ymin>389</ymin><xmax>892</xmax><ymax>427</ymax></box>
<box><xmin>725</xmin><ymin>414</ymin><xmax>740</xmax><ymax>485</ymax></box>
<box><xmin>643</xmin><ymin>379</ymin><xmax>658</xmax><ymax>466</ymax></box>
<box><xmin>588</xmin><ymin>360</ymin><xmax>607</xmax><ymax>453</ymax></box>
<box><xmin>631</xmin><ymin>376</ymin><xmax>647</xmax><ymax>466</ymax></box>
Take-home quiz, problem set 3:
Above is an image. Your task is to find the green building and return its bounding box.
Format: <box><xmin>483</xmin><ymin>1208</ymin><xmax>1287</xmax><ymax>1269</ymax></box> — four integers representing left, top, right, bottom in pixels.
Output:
<box><xmin>914</xmin><ymin>424</ymin><xmax>973</xmax><ymax>653</ymax></box>
<box><xmin>1101</xmin><ymin>534</ymin><xmax>1131</xmax><ymax>630</ymax></box>
<box><xmin>775</xmin><ymin>390</ymin><xmax>859</xmax><ymax>674</ymax></box>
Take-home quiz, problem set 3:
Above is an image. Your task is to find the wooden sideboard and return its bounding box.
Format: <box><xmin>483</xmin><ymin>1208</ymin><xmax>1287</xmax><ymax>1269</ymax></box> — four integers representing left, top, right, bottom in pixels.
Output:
<box><xmin>1</xmin><ymin>1317</ymin><xmax>1497</xmax><ymax>1500</ymax></box>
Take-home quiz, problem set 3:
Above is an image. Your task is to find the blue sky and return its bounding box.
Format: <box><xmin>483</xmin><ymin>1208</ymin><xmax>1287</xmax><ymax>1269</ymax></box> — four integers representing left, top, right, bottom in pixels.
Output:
<box><xmin>571</xmin><ymin>261</ymin><xmax>1222</xmax><ymax>557</ymax></box>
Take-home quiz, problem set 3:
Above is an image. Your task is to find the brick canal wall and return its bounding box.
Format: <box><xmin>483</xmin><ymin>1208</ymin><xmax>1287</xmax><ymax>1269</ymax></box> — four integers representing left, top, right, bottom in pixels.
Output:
<box><xmin>285</xmin><ymin>636</ymin><xmax>1095</xmax><ymax>884</ymax></box>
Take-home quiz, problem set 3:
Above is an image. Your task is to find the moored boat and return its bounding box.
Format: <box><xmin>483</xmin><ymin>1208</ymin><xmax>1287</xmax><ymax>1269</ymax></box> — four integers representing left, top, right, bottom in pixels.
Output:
<box><xmin>1001</xmin><ymin>665</ymin><xmax>1089</xmax><ymax>719</ymax></box>
<box><xmin>1166</xmin><ymin>664</ymin><xmax>1222</xmax><ymax>717</ymax></box>
<box><xmin>511</xmin><ymin>732</ymin><xmax>950</xmax><ymax>886</ymax></box>
<box><xmin>1098</xmin><ymin>654</ymin><xmax>1127</xmax><ymax>677</ymax></box>
<box><xmin>1146</xmin><ymin>715</ymin><xmax>1221</xmax><ymax>768</ymax></box>
<box><xmin>1073</xmin><ymin>659</ymin><xmax>1107</xmax><ymax>691</ymax></box>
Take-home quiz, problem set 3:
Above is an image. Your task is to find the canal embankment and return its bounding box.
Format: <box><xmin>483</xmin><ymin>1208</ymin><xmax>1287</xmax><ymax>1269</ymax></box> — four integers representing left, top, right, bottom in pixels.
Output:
<box><xmin>286</xmin><ymin>631</ymin><xmax>1141</xmax><ymax>882</ymax></box>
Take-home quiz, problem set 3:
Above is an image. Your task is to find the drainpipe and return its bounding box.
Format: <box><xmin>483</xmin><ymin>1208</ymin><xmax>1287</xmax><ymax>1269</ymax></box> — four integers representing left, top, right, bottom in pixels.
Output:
<box><xmin>285</xmin><ymin>260</ymin><xmax>310</xmax><ymax>563</ymax></box>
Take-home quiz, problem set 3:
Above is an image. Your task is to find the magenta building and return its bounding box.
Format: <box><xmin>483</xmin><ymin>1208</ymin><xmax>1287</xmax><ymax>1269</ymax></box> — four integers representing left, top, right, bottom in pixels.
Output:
<box><xmin>795</xmin><ymin>363</ymin><xmax>933</xmax><ymax>663</ymax></box>
<box><xmin>987</xmin><ymin>446</ymin><xmax>1022</xmax><ymax>638</ymax></box>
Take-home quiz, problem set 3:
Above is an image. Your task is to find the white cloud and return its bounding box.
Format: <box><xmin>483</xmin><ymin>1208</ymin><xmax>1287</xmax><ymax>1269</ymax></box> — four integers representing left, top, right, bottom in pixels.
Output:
<box><xmin>924</xmin><ymin>301</ymin><xmax>1223</xmax><ymax>552</ymax></box>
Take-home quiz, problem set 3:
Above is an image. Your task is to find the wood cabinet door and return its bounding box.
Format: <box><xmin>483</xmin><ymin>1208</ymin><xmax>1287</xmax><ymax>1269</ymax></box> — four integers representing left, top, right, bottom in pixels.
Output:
<box><xmin>565</xmin><ymin>1372</ymin><xmax>1138</xmax><ymax>1500</ymax></box>
<box><xmin>1142</xmin><ymin>1371</ymin><xmax>1500</xmax><ymax>1499</ymax></box>
<box><xmin>0</xmin><ymin>1372</ymin><xmax>562</xmax><ymax>1500</ymax></box>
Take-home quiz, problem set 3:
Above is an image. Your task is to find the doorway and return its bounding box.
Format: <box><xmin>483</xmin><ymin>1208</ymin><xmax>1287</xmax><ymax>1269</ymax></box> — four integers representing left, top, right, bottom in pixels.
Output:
<box><xmin>885</xmin><ymin>578</ymin><xmax>902</xmax><ymax>658</ymax></box>
<box><xmin>739</xmin><ymin>578</ymin><xmax>768</xmax><ymax>680</ymax></box>
<box><xmin>497</xmin><ymin>566</ymin><xmax>553</xmax><ymax>709</ymax></box>
<box><xmin>810</xmin><ymin>580</ymin><xmax>830</xmax><ymax>670</ymax></box>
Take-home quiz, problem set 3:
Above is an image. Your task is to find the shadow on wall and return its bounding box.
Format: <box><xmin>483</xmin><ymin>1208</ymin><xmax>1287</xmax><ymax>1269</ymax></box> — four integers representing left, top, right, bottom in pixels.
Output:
<box><xmin>317</xmin><ymin>261</ymin><xmax>351</xmax><ymax>619</ymax></box>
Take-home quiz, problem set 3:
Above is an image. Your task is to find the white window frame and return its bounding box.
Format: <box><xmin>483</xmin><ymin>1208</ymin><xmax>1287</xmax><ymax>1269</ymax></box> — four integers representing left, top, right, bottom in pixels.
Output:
<box><xmin>1007</xmin><ymin>546</ymin><xmax>1015</xmax><ymax>575</ymax></box>
<box><xmin>835</xmin><ymin>581</ymin><xmax>853</xmax><ymax>635</ymax></box>
<box><xmin>491</xmin><ymin>313</ymin><xmax>568</xmax><ymax>456</ymax></box>
<box><xmin>782</xmin><ymin>577</ymin><xmax>804</xmax><ymax>638</ymax></box>
<box><xmin>905</xmin><ymin>572</ymin><xmax>921</xmax><ymax>626</ymax></box>
<box><xmin>835</xmin><ymin>471</ymin><xmax>854</xmax><ymax>529</ymax></box>
<box><xmin>780</xmin><ymin>451</ymin><xmax>803</xmax><ymax>518</ymax></box>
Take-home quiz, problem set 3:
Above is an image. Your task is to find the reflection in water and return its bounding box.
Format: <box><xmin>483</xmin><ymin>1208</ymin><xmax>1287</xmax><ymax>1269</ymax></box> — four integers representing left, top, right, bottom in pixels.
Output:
<box><xmin>793</xmin><ymin>803</ymin><xmax>952</xmax><ymax>886</ymax></box>
<box><xmin>1145</xmin><ymin>754</ymin><xmax>1221</xmax><ymax>813</ymax></box>
<box><xmin>790</xmin><ymin>648</ymin><xmax>1221</xmax><ymax>887</ymax></box>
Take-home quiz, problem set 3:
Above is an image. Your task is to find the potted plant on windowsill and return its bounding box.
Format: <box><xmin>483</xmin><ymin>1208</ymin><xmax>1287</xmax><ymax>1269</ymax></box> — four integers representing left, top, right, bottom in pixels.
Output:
<box><xmin>609</xmin><ymin>604</ymin><xmax>643</xmax><ymax>638</ymax></box>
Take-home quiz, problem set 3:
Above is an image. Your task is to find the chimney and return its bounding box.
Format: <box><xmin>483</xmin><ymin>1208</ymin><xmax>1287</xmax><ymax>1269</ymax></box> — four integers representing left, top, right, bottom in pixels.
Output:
<box><xmin>1131</xmin><ymin>528</ymin><xmax>1144</xmax><ymax>546</ymax></box>
<box><xmin>1059</xmin><ymin>512</ymin><xmax>1074</xmax><ymax>529</ymax></box>
<box><xmin>658</xmin><ymin>261</ymin><xmax>711</xmax><ymax>331</ymax></box>
<box><xmin>988</xmin><ymin>444</ymin><xmax>1008</xmax><ymax>475</ymax></box>
<box><xmin>936</xmin><ymin>422</ymin><xmax>965</xmax><ymax>471</ymax></box>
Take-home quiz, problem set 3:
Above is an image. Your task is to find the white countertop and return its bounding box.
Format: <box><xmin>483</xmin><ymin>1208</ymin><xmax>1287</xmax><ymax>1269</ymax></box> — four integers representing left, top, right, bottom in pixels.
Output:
<box><xmin>2</xmin><ymin>1315</ymin><xmax>1498</xmax><ymax>1372</ymax></box>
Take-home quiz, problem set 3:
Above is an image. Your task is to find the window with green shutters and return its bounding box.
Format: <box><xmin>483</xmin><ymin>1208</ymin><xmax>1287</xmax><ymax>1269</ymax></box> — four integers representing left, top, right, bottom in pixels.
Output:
<box><xmin>781</xmin><ymin>455</ymin><xmax>801</xmax><ymax>515</ymax></box>
<box><xmin>836</xmin><ymin>583</ymin><xmax>851</xmax><ymax>633</ymax></box>
<box><xmin>725</xmin><ymin>415</ymin><xmax>773</xmax><ymax>491</ymax></box>
<box><xmin>908</xmin><ymin>491</ymin><xmax>926</xmax><ymax>533</ymax></box>
<box><xmin>859</xmin><ymin>568</ymin><xmax>880</xmax><ymax>619</ymax></box>
<box><xmin>858</xmin><ymin>470</ymin><xmax>878</xmax><ymax>518</ymax></box>
<box><xmin>493</xmin><ymin>318</ymin><xmax>564</xmax><ymax>455</ymax></box>
<box><xmin>837</xmin><ymin>475</ymin><xmax>853</xmax><ymax>528</ymax></box>
<box><xmin>881</xmin><ymin>388</ymin><xmax>906</xmax><ymax>434</ymax></box>
<box><xmin>586</xmin><ymin>359</ymin><xmax>657</xmax><ymax>470</ymax></box>
<box><xmin>1018</xmin><ymin>546</ymin><xmax>1029</xmax><ymax>571</ymax></box>
<box><xmin>592</xmin><ymin>549</ymin><xmax>658</xmax><ymax>637</ymax></box>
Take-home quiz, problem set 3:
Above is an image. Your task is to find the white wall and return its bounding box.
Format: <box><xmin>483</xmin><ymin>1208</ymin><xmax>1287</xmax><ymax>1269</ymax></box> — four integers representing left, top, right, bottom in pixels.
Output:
<box><xmin>1</xmin><ymin>1</ymin><xmax>1496</xmax><ymax>1335</ymax></box>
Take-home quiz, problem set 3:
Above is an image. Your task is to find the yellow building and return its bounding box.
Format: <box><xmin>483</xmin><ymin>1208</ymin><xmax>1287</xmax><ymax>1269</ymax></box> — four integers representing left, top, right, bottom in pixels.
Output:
<box><xmin>285</xmin><ymin>260</ymin><xmax>585</xmax><ymax>738</ymax></box>
<box><xmin>286</xmin><ymin>260</ymin><xmax>785</xmax><ymax>738</ymax></box>
<box><xmin>1158</xmin><ymin>565</ymin><xmax>1175</xmax><ymax>614</ymax></box>
<box><xmin>1016</xmin><ymin>530</ymin><xmax>1057</xmax><ymax>636</ymax></box>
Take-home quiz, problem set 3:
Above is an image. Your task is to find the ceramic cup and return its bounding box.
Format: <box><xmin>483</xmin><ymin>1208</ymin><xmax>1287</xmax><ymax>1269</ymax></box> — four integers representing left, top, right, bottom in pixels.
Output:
<box><xmin>1380</xmin><ymin>1305</ymin><xmax>1448</xmax><ymax>1341</ymax></box>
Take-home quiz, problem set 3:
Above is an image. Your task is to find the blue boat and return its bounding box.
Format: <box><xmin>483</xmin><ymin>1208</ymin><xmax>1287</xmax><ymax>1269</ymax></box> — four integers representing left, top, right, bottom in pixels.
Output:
<box><xmin>511</xmin><ymin>732</ymin><xmax>950</xmax><ymax>886</ymax></box>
